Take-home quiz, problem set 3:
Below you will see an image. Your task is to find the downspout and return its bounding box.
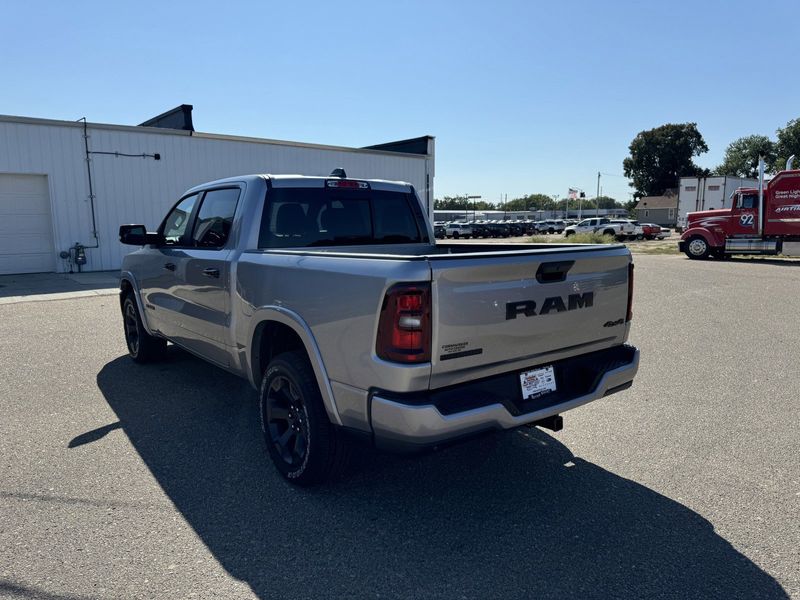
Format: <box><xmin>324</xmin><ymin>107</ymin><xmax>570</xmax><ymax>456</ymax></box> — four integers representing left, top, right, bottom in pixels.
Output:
<box><xmin>77</xmin><ymin>117</ymin><xmax>100</xmax><ymax>249</ymax></box>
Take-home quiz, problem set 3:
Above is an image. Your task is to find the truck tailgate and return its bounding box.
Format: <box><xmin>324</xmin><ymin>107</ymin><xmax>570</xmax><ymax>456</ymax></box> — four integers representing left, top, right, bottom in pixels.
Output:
<box><xmin>428</xmin><ymin>247</ymin><xmax>631</xmax><ymax>388</ymax></box>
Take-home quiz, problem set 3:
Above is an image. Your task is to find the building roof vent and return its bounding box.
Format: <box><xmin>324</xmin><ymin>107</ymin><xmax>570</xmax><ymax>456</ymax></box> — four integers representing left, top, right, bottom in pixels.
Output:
<box><xmin>139</xmin><ymin>104</ymin><xmax>194</xmax><ymax>131</ymax></box>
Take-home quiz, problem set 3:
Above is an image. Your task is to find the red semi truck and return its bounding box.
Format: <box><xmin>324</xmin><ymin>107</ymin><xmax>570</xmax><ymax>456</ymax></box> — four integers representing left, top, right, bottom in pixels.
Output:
<box><xmin>680</xmin><ymin>157</ymin><xmax>800</xmax><ymax>259</ymax></box>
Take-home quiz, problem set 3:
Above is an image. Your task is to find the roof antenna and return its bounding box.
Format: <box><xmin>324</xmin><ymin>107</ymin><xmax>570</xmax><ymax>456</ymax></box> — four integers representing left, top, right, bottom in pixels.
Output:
<box><xmin>330</xmin><ymin>168</ymin><xmax>347</xmax><ymax>178</ymax></box>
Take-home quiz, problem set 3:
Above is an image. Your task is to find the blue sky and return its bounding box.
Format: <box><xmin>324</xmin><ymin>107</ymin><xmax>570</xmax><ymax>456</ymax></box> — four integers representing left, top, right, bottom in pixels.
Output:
<box><xmin>1</xmin><ymin>0</ymin><xmax>797</xmax><ymax>204</ymax></box>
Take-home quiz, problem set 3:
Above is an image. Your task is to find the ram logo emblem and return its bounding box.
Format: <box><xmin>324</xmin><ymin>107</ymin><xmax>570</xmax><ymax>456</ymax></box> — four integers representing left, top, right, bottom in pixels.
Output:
<box><xmin>505</xmin><ymin>292</ymin><xmax>594</xmax><ymax>320</ymax></box>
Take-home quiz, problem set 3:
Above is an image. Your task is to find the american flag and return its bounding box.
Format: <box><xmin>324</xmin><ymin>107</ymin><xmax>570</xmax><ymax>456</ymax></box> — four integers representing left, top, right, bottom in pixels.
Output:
<box><xmin>568</xmin><ymin>188</ymin><xmax>578</xmax><ymax>199</ymax></box>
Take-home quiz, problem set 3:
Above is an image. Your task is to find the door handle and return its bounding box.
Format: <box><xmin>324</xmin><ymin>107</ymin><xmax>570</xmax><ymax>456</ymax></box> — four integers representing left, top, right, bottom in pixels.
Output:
<box><xmin>202</xmin><ymin>267</ymin><xmax>220</xmax><ymax>278</ymax></box>
<box><xmin>163</xmin><ymin>262</ymin><xmax>176</xmax><ymax>271</ymax></box>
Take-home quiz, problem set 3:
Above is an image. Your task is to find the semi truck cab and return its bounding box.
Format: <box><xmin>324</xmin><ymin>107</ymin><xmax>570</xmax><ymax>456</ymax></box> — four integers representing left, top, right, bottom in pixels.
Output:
<box><xmin>680</xmin><ymin>158</ymin><xmax>800</xmax><ymax>259</ymax></box>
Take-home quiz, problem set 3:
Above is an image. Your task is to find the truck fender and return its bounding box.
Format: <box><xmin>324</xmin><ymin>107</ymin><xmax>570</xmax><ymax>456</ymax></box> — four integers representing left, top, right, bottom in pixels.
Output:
<box><xmin>119</xmin><ymin>271</ymin><xmax>155</xmax><ymax>336</ymax></box>
<box><xmin>680</xmin><ymin>226</ymin><xmax>724</xmax><ymax>248</ymax></box>
<box><xmin>246</xmin><ymin>306</ymin><xmax>342</xmax><ymax>426</ymax></box>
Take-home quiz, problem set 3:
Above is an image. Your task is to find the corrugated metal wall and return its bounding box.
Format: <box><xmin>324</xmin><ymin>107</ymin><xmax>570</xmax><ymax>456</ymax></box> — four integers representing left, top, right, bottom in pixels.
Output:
<box><xmin>0</xmin><ymin>117</ymin><xmax>432</xmax><ymax>272</ymax></box>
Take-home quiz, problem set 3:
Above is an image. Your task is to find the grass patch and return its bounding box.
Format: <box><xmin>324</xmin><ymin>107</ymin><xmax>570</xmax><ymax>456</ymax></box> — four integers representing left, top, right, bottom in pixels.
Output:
<box><xmin>528</xmin><ymin>232</ymin><xmax>617</xmax><ymax>244</ymax></box>
<box><xmin>630</xmin><ymin>244</ymin><xmax>681</xmax><ymax>255</ymax></box>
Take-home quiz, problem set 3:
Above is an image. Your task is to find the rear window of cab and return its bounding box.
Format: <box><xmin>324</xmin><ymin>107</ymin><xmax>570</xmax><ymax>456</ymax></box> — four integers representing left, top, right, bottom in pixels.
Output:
<box><xmin>259</xmin><ymin>186</ymin><xmax>429</xmax><ymax>248</ymax></box>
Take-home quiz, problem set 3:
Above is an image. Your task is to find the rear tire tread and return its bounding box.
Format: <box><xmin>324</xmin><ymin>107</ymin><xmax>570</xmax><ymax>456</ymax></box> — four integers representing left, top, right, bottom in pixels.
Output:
<box><xmin>260</xmin><ymin>351</ymin><xmax>351</xmax><ymax>486</ymax></box>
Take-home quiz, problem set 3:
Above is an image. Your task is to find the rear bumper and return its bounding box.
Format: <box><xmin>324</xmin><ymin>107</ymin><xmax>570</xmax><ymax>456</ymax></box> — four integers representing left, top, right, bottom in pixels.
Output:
<box><xmin>370</xmin><ymin>344</ymin><xmax>639</xmax><ymax>452</ymax></box>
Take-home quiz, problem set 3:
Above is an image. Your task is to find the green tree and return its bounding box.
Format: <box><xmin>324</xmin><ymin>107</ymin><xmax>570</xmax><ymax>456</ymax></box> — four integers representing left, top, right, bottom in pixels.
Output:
<box><xmin>716</xmin><ymin>135</ymin><xmax>776</xmax><ymax>178</ymax></box>
<box><xmin>774</xmin><ymin>118</ymin><xmax>800</xmax><ymax>172</ymax></box>
<box><xmin>593</xmin><ymin>196</ymin><xmax>620</xmax><ymax>209</ymax></box>
<box><xmin>622</xmin><ymin>123</ymin><xmax>709</xmax><ymax>197</ymax></box>
<box><xmin>434</xmin><ymin>196</ymin><xmax>496</xmax><ymax>211</ymax></box>
<box><xmin>506</xmin><ymin>193</ymin><xmax>558</xmax><ymax>212</ymax></box>
<box><xmin>434</xmin><ymin>196</ymin><xmax>465</xmax><ymax>210</ymax></box>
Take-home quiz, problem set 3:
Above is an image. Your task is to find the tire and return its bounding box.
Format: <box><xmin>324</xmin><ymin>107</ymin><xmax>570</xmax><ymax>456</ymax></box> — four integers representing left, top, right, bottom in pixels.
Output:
<box><xmin>636</xmin><ymin>234</ymin><xmax>644</xmax><ymax>240</ymax></box>
<box><xmin>260</xmin><ymin>351</ymin><xmax>351</xmax><ymax>486</ymax></box>
<box><xmin>122</xmin><ymin>295</ymin><xmax>167</xmax><ymax>363</ymax></box>
<box><xmin>685</xmin><ymin>235</ymin><xmax>712</xmax><ymax>260</ymax></box>
<box><xmin>603</xmin><ymin>229</ymin><xmax>616</xmax><ymax>237</ymax></box>
<box><xmin>452</xmin><ymin>231</ymin><xmax>460</xmax><ymax>239</ymax></box>
<box><xmin>564</xmin><ymin>230</ymin><xmax>574</xmax><ymax>237</ymax></box>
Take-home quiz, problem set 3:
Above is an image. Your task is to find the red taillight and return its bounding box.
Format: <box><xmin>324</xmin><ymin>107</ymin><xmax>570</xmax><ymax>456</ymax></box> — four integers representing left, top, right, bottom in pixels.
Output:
<box><xmin>376</xmin><ymin>283</ymin><xmax>431</xmax><ymax>363</ymax></box>
<box><xmin>626</xmin><ymin>262</ymin><xmax>634</xmax><ymax>322</ymax></box>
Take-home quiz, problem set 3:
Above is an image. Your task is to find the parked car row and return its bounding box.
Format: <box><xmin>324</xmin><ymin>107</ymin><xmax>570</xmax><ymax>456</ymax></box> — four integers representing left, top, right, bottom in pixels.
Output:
<box><xmin>434</xmin><ymin>219</ymin><xmax>539</xmax><ymax>239</ymax></box>
<box><xmin>564</xmin><ymin>218</ymin><xmax>670</xmax><ymax>241</ymax></box>
<box><xmin>434</xmin><ymin>218</ymin><xmax>671</xmax><ymax>242</ymax></box>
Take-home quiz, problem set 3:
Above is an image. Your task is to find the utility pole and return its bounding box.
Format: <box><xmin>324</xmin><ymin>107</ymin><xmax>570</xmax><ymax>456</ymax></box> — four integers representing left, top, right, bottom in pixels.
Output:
<box><xmin>596</xmin><ymin>171</ymin><xmax>601</xmax><ymax>218</ymax></box>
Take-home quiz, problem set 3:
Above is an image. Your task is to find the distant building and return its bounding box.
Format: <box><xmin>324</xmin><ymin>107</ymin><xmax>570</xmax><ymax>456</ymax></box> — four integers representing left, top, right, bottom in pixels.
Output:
<box><xmin>634</xmin><ymin>190</ymin><xmax>678</xmax><ymax>226</ymax></box>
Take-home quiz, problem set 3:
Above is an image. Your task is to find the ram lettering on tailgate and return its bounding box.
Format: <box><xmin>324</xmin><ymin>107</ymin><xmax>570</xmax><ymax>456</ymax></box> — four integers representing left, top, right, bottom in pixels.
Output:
<box><xmin>505</xmin><ymin>292</ymin><xmax>594</xmax><ymax>320</ymax></box>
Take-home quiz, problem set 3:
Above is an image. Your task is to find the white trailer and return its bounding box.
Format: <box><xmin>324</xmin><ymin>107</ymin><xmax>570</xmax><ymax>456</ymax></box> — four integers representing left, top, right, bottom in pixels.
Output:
<box><xmin>677</xmin><ymin>175</ymin><xmax>756</xmax><ymax>229</ymax></box>
<box><xmin>0</xmin><ymin>109</ymin><xmax>434</xmax><ymax>274</ymax></box>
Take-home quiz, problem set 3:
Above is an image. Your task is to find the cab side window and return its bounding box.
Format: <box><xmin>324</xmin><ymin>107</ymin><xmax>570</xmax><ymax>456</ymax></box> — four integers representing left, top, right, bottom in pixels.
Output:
<box><xmin>192</xmin><ymin>188</ymin><xmax>241</xmax><ymax>248</ymax></box>
<box><xmin>740</xmin><ymin>194</ymin><xmax>757</xmax><ymax>209</ymax></box>
<box><xmin>162</xmin><ymin>194</ymin><xmax>199</xmax><ymax>245</ymax></box>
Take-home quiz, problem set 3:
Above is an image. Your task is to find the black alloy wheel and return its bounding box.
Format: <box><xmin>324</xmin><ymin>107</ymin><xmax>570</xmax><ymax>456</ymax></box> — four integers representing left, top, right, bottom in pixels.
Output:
<box><xmin>122</xmin><ymin>295</ymin><xmax>166</xmax><ymax>363</ymax></box>
<box><xmin>265</xmin><ymin>373</ymin><xmax>310</xmax><ymax>468</ymax></box>
<box><xmin>260</xmin><ymin>352</ymin><xmax>351</xmax><ymax>485</ymax></box>
<box><xmin>124</xmin><ymin>300</ymin><xmax>140</xmax><ymax>357</ymax></box>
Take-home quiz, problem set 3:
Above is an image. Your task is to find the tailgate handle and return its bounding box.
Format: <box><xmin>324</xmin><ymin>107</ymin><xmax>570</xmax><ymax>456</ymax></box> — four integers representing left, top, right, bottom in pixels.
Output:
<box><xmin>536</xmin><ymin>261</ymin><xmax>574</xmax><ymax>283</ymax></box>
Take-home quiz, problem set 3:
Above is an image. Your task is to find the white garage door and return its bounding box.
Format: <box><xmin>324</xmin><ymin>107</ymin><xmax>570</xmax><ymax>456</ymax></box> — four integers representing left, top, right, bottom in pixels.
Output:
<box><xmin>0</xmin><ymin>174</ymin><xmax>56</xmax><ymax>274</ymax></box>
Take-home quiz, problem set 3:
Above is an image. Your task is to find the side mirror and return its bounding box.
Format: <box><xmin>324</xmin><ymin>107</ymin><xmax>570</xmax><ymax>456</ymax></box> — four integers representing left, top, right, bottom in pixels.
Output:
<box><xmin>119</xmin><ymin>224</ymin><xmax>161</xmax><ymax>246</ymax></box>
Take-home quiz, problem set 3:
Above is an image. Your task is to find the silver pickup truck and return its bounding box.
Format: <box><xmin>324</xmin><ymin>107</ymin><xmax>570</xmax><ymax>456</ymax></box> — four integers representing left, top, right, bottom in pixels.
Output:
<box><xmin>118</xmin><ymin>171</ymin><xmax>639</xmax><ymax>485</ymax></box>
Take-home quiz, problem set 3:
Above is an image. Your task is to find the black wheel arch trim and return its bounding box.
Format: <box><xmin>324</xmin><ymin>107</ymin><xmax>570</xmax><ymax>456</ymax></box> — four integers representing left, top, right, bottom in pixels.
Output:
<box><xmin>119</xmin><ymin>272</ymin><xmax>155</xmax><ymax>337</ymax></box>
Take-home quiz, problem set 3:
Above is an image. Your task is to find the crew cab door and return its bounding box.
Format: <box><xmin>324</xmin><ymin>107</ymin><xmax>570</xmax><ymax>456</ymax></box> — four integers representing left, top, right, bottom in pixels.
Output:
<box><xmin>137</xmin><ymin>192</ymin><xmax>200</xmax><ymax>340</ymax></box>
<box><xmin>139</xmin><ymin>186</ymin><xmax>241</xmax><ymax>366</ymax></box>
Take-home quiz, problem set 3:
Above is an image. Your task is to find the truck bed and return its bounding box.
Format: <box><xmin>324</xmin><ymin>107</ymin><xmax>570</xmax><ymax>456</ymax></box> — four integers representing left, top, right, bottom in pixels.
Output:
<box><xmin>237</xmin><ymin>242</ymin><xmax>631</xmax><ymax>392</ymax></box>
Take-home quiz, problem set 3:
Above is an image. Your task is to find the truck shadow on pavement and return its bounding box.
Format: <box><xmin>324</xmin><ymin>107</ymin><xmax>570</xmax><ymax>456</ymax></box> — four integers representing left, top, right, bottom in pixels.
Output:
<box><xmin>95</xmin><ymin>350</ymin><xmax>788</xmax><ymax>600</ymax></box>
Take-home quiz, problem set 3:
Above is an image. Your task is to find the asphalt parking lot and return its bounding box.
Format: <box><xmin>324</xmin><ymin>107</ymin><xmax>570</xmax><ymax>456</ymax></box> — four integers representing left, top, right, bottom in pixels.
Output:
<box><xmin>1</xmin><ymin>254</ymin><xmax>798</xmax><ymax>599</ymax></box>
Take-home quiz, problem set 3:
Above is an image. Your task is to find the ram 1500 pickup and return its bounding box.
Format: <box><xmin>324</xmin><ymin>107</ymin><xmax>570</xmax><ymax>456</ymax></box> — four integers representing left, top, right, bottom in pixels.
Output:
<box><xmin>119</xmin><ymin>171</ymin><xmax>639</xmax><ymax>485</ymax></box>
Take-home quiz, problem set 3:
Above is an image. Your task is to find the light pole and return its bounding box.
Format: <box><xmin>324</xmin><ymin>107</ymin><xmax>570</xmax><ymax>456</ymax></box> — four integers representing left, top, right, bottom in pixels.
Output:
<box><xmin>466</xmin><ymin>195</ymin><xmax>481</xmax><ymax>221</ymax></box>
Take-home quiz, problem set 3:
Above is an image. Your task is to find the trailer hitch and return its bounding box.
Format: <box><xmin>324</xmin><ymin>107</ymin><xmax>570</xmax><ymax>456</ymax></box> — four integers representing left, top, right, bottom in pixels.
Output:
<box><xmin>528</xmin><ymin>414</ymin><xmax>563</xmax><ymax>432</ymax></box>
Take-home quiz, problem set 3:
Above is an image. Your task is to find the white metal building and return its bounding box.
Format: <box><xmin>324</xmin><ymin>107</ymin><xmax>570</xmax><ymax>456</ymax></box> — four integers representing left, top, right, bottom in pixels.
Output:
<box><xmin>677</xmin><ymin>175</ymin><xmax>756</xmax><ymax>229</ymax></box>
<box><xmin>0</xmin><ymin>107</ymin><xmax>434</xmax><ymax>274</ymax></box>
